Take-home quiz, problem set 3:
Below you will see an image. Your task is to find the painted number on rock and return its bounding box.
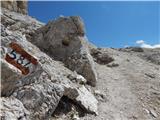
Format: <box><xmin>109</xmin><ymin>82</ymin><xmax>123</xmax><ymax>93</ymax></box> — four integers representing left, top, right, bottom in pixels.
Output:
<box><xmin>5</xmin><ymin>42</ymin><xmax>38</xmax><ymax>75</ymax></box>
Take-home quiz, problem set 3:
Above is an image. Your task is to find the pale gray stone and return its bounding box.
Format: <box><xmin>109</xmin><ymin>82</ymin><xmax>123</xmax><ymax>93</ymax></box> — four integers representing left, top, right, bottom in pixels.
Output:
<box><xmin>0</xmin><ymin>97</ymin><xmax>30</xmax><ymax>120</ymax></box>
<box><xmin>12</xmin><ymin>72</ymin><xmax>64</xmax><ymax>120</ymax></box>
<box><xmin>75</xmin><ymin>85</ymin><xmax>98</xmax><ymax>115</ymax></box>
<box><xmin>1</xmin><ymin>59</ymin><xmax>22</xmax><ymax>96</ymax></box>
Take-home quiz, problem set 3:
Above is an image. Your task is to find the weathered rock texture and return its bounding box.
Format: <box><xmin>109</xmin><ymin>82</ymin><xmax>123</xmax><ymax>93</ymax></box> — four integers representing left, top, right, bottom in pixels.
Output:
<box><xmin>12</xmin><ymin>72</ymin><xmax>64</xmax><ymax>119</ymax></box>
<box><xmin>1</xmin><ymin>24</ymin><xmax>64</xmax><ymax>119</ymax></box>
<box><xmin>0</xmin><ymin>97</ymin><xmax>30</xmax><ymax>120</ymax></box>
<box><xmin>31</xmin><ymin>16</ymin><xmax>97</xmax><ymax>86</ymax></box>
<box><xmin>1</xmin><ymin>59</ymin><xmax>22</xmax><ymax>96</ymax></box>
<box><xmin>1</xmin><ymin>1</ymin><xmax>28</xmax><ymax>14</ymax></box>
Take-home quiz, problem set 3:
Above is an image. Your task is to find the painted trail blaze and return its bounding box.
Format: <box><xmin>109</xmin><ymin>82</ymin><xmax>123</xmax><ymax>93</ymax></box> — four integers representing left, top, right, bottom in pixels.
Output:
<box><xmin>5</xmin><ymin>42</ymin><xmax>38</xmax><ymax>75</ymax></box>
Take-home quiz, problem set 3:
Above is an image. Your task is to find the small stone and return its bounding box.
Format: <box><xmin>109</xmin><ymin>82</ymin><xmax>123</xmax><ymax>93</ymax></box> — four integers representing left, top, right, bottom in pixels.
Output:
<box><xmin>94</xmin><ymin>90</ymin><xmax>105</xmax><ymax>97</ymax></box>
<box><xmin>67</xmin><ymin>73</ymin><xmax>76</xmax><ymax>80</ymax></box>
<box><xmin>144</xmin><ymin>108</ymin><xmax>150</xmax><ymax>114</ymax></box>
<box><xmin>76</xmin><ymin>75</ymin><xmax>87</xmax><ymax>84</ymax></box>
<box><xmin>145</xmin><ymin>73</ymin><xmax>156</xmax><ymax>79</ymax></box>
<box><xmin>149</xmin><ymin>109</ymin><xmax>158</xmax><ymax>118</ymax></box>
<box><xmin>107</xmin><ymin>63</ymin><xmax>119</xmax><ymax>67</ymax></box>
<box><xmin>72</xmin><ymin>114</ymin><xmax>80</xmax><ymax>120</ymax></box>
<box><xmin>94</xmin><ymin>90</ymin><xmax>101</xmax><ymax>95</ymax></box>
<box><xmin>94</xmin><ymin>90</ymin><xmax>106</xmax><ymax>102</ymax></box>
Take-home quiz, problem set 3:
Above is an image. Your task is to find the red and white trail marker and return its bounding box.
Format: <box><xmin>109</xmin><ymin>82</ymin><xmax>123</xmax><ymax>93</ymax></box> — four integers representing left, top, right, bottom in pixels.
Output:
<box><xmin>5</xmin><ymin>42</ymin><xmax>38</xmax><ymax>75</ymax></box>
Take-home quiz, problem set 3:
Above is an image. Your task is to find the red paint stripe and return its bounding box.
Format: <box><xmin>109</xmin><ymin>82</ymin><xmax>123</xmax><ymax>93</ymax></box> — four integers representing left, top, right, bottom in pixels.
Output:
<box><xmin>5</xmin><ymin>54</ymin><xmax>29</xmax><ymax>75</ymax></box>
<box><xmin>9</xmin><ymin>42</ymin><xmax>38</xmax><ymax>65</ymax></box>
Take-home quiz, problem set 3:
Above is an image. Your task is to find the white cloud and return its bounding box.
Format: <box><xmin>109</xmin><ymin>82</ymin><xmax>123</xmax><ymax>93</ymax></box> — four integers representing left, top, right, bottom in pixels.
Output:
<box><xmin>136</xmin><ymin>40</ymin><xmax>160</xmax><ymax>49</ymax></box>
<box><xmin>136</xmin><ymin>40</ymin><xmax>145</xmax><ymax>44</ymax></box>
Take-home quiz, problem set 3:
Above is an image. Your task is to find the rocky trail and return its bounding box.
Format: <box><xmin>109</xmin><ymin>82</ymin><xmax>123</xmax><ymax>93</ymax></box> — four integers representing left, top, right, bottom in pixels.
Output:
<box><xmin>1</xmin><ymin>1</ymin><xmax>160</xmax><ymax>120</ymax></box>
<box><xmin>81</xmin><ymin>48</ymin><xmax>160</xmax><ymax>120</ymax></box>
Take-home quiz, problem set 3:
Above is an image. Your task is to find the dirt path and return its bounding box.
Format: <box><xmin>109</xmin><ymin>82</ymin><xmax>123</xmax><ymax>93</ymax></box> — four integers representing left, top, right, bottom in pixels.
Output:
<box><xmin>82</xmin><ymin>49</ymin><xmax>160</xmax><ymax>120</ymax></box>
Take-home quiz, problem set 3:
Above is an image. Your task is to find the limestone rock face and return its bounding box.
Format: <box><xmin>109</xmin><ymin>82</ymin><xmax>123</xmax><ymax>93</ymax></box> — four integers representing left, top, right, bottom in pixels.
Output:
<box><xmin>0</xmin><ymin>97</ymin><xmax>30</xmax><ymax>120</ymax></box>
<box><xmin>1</xmin><ymin>8</ymin><xmax>44</xmax><ymax>41</ymax></box>
<box><xmin>1</xmin><ymin>20</ymin><xmax>65</xmax><ymax>119</ymax></box>
<box><xmin>1</xmin><ymin>1</ymin><xmax>28</xmax><ymax>15</ymax></box>
<box><xmin>31</xmin><ymin>16</ymin><xmax>97</xmax><ymax>86</ymax></box>
<box><xmin>1</xmin><ymin>8</ymin><xmax>98</xmax><ymax>119</ymax></box>
<box><xmin>1</xmin><ymin>9</ymin><xmax>63</xmax><ymax>119</ymax></box>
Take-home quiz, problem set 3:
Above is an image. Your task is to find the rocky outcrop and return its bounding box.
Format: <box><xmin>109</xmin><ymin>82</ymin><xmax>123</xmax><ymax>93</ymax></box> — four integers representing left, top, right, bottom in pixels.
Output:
<box><xmin>1</xmin><ymin>25</ymin><xmax>64</xmax><ymax>119</ymax></box>
<box><xmin>1</xmin><ymin>1</ymin><xmax>28</xmax><ymax>14</ymax></box>
<box><xmin>31</xmin><ymin>16</ymin><xmax>97</xmax><ymax>86</ymax></box>
<box><xmin>1</xmin><ymin>7</ymin><xmax>98</xmax><ymax>119</ymax></box>
<box><xmin>1</xmin><ymin>8</ymin><xmax>44</xmax><ymax>40</ymax></box>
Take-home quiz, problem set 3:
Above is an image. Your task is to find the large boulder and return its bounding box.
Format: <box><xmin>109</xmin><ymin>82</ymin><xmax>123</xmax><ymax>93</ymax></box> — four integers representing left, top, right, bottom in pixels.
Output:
<box><xmin>31</xmin><ymin>16</ymin><xmax>97</xmax><ymax>86</ymax></box>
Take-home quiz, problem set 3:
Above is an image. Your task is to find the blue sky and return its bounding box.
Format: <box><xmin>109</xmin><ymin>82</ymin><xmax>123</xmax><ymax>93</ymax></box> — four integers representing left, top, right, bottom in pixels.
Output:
<box><xmin>28</xmin><ymin>1</ymin><xmax>160</xmax><ymax>48</ymax></box>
